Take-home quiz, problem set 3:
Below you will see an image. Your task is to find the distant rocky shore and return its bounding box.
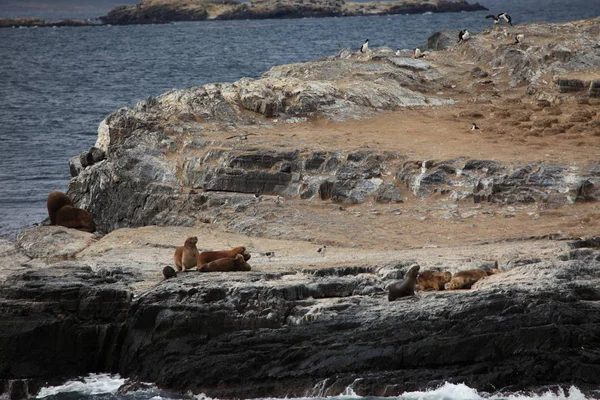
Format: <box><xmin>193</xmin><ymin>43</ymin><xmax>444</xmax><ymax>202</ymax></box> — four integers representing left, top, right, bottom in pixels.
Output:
<box><xmin>0</xmin><ymin>17</ymin><xmax>97</xmax><ymax>28</ymax></box>
<box><xmin>0</xmin><ymin>0</ymin><xmax>487</xmax><ymax>28</ymax></box>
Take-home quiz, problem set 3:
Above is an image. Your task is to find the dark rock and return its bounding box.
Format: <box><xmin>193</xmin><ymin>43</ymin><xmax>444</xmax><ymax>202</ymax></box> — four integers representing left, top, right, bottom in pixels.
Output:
<box><xmin>424</xmin><ymin>30</ymin><xmax>460</xmax><ymax>51</ymax></box>
<box><xmin>0</xmin><ymin>265</ymin><xmax>134</xmax><ymax>390</ymax></box>
<box><xmin>374</xmin><ymin>183</ymin><xmax>402</xmax><ymax>203</ymax></box>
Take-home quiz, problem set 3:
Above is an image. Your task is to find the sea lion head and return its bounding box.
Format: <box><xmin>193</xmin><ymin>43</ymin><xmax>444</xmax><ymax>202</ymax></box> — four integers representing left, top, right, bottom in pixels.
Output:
<box><xmin>234</xmin><ymin>253</ymin><xmax>252</xmax><ymax>271</ymax></box>
<box><xmin>163</xmin><ymin>266</ymin><xmax>176</xmax><ymax>279</ymax></box>
<box><xmin>406</xmin><ymin>264</ymin><xmax>420</xmax><ymax>279</ymax></box>
<box><xmin>185</xmin><ymin>236</ymin><xmax>198</xmax><ymax>247</ymax></box>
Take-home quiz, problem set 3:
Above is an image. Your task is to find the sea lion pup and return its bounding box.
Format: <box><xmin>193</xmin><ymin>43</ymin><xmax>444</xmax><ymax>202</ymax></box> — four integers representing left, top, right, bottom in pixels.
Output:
<box><xmin>388</xmin><ymin>264</ymin><xmax>420</xmax><ymax>301</ymax></box>
<box><xmin>197</xmin><ymin>246</ymin><xmax>250</xmax><ymax>267</ymax></box>
<box><xmin>173</xmin><ymin>236</ymin><xmax>200</xmax><ymax>272</ymax></box>
<box><xmin>47</xmin><ymin>191</ymin><xmax>74</xmax><ymax>225</ymax></box>
<box><xmin>447</xmin><ymin>268</ymin><xmax>489</xmax><ymax>290</ymax></box>
<box><xmin>417</xmin><ymin>270</ymin><xmax>452</xmax><ymax>291</ymax></box>
<box><xmin>163</xmin><ymin>266</ymin><xmax>177</xmax><ymax>279</ymax></box>
<box><xmin>199</xmin><ymin>253</ymin><xmax>251</xmax><ymax>272</ymax></box>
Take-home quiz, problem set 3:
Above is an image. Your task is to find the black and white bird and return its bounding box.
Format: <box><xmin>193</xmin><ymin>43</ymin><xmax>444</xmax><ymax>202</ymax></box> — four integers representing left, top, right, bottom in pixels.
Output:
<box><xmin>360</xmin><ymin>39</ymin><xmax>369</xmax><ymax>53</ymax></box>
<box><xmin>317</xmin><ymin>245</ymin><xmax>327</xmax><ymax>257</ymax></box>
<box><xmin>485</xmin><ymin>14</ymin><xmax>500</xmax><ymax>24</ymax></box>
<box><xmin>262</xmin><ymin>251</ymin><xmax>276</xmax><ymax>261</ymax></box>
<box><xmin>498</xmin><ymin>12</ymin><xmax>512</xmax><ymax>26</ymax></box>
<box><xmin>226</xmin><ymin>133</ymin><xmax>255</xmax><ymax>140</ymax></box>
<box><xmin>471</xmin><ymin>123</ymin><xmax>480</xmax><ymax>131</ymax></box>
<box><xmin>413</xmin><ymin>48</ymin><xmax>423</xmax><ymax>58</ymax></box>
<box><xmin>458</xmin><ymin>29</ymin><xmax>470</xmax><ymax>43</ymax></box>
<box><xmin>513</xmin><ymin>33</ymin><xmax>524</xmax><ymax>44</ymax></box>
<box><xmin>395</xmin><ymin>48</ymin><xmax>401</xmax><ymax>56</ymax></box>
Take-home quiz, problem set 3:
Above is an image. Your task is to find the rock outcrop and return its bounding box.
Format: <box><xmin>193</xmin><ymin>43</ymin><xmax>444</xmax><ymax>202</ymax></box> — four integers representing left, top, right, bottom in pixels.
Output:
<box><xmin>0</xmin><ymin>18</ymin><xmax>95</xmax><ymax>28</ymax></box>
<box><xmin>1</xmin><ymin>230</ymin><xmax>600</xmax><ymax>399</ymax></box>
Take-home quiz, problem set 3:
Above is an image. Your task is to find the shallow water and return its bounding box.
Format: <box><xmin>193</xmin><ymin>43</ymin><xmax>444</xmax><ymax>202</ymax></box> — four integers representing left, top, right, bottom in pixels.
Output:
<box><xmin>0</xmin><ymin>0</ymin><xmax>599</xmax><ymax>239</ymax></box>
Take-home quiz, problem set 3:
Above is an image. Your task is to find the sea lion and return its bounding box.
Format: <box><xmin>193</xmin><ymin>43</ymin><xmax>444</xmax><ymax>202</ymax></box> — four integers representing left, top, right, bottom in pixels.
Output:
<box><xmin>199</xmin><ymin>253</ymin><xmax>251</xmax><ymax>272</ymax></box>
<box><xmin>54</xmin><ymin>205</ymin><xmax>96</xmax><ymax>233</ymax></box>
<box><xmin>388</xmin><ymin>264</ymin><xmax>420</xmax><ymax>301</ymax></box>
<box><xmin>197</xmin><ymin>246</ymin><xmax>250</xmax><ymax>267</ymax></box>
<box><xmin>47</xmin><ymin>191</ymin><xmax>74</xmax><ymax>225</ymax></box>
<box><xmin>417</xmin><ymin>270</ymin><xmax>452</xmax><ymax>291</ymax></box>
<box><xmin>163</xmin><ymin>266</ymin><xmax>176</xmax><ymax>279</ymax></box>
<box><xmin>447</xmin><ymin>268</ymin><xmax>489</xmax><ymax>290</ymax></box>
<box><xmin>173</xmin><ymin>236</ymin><xmax>199</xmax><ymax>272</ymax></box>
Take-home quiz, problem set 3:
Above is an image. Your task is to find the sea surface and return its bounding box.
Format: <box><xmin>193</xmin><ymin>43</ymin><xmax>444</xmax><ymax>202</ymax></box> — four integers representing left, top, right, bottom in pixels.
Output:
<box><xmin>0</xmin><ymin>0</ymin><xmax>599</xmax><ymax>239</ymax></box>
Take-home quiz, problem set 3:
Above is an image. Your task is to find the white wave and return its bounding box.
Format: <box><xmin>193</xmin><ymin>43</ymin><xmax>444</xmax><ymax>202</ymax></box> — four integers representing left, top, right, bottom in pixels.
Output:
<box><xmin>402</xmin><ymin>382</ymin><xmax>482</xmax><ymax>400</ymax></box>
<box><xmin>401</xmin><ymin>382</ymin><xmax>593</xmax><ymax>400</ymax></box>
<box><xmin>36</xmin><ymin>373</ymin><xmax>125</xmax><ymax>398</ymax></box>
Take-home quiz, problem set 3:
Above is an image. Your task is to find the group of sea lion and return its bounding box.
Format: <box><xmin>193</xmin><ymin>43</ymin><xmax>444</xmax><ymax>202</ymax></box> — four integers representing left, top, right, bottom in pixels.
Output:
<box><xmin>388</xmin><ymin>264</ymin><xmax>500</xmax><ymax>301</ymax></box>
<box><xmin>46</xmin><ymin>191</ymin><xmax>96</xmax><ymax>233</ymax></box>
<box><xmin>164</xmin><ymin>236</ymin><xmax>252</xmax><ymax>278</ymax></box>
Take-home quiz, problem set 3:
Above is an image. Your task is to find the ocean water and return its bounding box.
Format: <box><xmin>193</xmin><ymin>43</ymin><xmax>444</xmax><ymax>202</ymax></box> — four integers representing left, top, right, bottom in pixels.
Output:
<box><xmin>0</xmin><ymin>0</ymin><xmax>599</xmax><ymax>239</ymax></box>
<box><xmin>30</xmin><ymin>373</ymin><xmax>598</xmax><ymax>400</ymax></box>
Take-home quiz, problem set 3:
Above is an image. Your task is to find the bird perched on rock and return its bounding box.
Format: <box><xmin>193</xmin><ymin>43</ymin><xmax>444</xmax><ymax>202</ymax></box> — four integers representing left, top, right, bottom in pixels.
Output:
<box><xmin>317</xmin><ymin>245</ymin><xmax>327</xmax><ymax>257</ymax></box>
<box><xmin>498</xmin><ymin>13</ymin><xmax>513</xmax><ymax>26</ymax></box>
<box><xmin>514</xmin><ymin>33</ymin><xmax>524</xmax><ymax>44</ymax></box>
<box><xmin>395</xmin><ymin>48</ymin><xmax>401</xmax><ymax>56</ymax></box>
<box><xmin>360</xmin><ymin>39</ymin><xmax>369</xmax><ymax>53</ymax></box>
<box><xmin>413</xmin><ymin>48</ymin><xmax>423</xmax><ymax>58</ymax></box>
<box><xmin>471</xmin><ymin>123</ymin><xmax>480</xmax><ymax>131</ymax></box>
<box><xmin>458</xmin><ymin>29</ymin><xmax>470</xmax><ymax>43</ymax></box>
<box><xmin>226</xmin><ymin>133</ymin><xmax>255</xmax><ymax>140</ymax></box>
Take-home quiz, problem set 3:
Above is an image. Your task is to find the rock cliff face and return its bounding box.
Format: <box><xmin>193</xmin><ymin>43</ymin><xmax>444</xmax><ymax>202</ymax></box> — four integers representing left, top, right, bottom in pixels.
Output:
<box><xmin>100</xmin><ymin>0</ymin><xmax>486</xmax><ymax>24</ymax></box>
<box><xmin>118</xmin><ymin>255</ymin><xmax>600</xmax><ymax>398</ymax></box>
<box><xmin>1</xmin><ymin>233</ymin><xmax>600</xmax><ymax>398</ymax></box>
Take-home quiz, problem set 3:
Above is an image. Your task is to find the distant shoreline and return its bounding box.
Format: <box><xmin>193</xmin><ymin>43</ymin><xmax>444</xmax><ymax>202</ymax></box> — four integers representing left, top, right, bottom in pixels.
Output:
<box><xmin>0</xmin><ymin>0</ymin><xmax>487</xmax><ymax>28</ymax></box>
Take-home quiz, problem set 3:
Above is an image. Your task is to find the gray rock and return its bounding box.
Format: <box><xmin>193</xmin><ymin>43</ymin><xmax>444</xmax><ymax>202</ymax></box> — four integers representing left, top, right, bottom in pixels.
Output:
<box><xmin>16</xmin><ymin>226</ymin><xmax>95</xmax><ymax>260</ymax></box>
<box><xmin>424</xmin><ymin>30</ymin><xmax>460</xmax><ymax>51</ymax></box>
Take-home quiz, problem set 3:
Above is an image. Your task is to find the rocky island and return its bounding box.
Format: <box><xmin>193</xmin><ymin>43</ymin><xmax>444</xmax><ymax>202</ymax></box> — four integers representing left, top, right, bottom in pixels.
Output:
<box><xmin>2</xmin><ymin>16</ymin><xmax>600</xmax><ymax>400</ymax></box>
<box><xmin>100</xmin><ymin>0</ymin><xmax>487</xmax><ymax>24</ymax></box>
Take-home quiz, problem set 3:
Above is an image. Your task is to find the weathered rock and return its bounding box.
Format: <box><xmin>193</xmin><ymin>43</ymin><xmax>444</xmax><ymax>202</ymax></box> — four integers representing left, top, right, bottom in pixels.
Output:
<box><xmin>424</xmin><ymin>30</ymin><xmax>460</xmax><ymax>51</ymax></box>
<box><xmin>115</xmin><ymin>258</ymin><xmax>600</xmax><ymax>398</ymax></box>
<box><xmin>0</xmin><ymin>18</ymin><xmax>94</xmax><ymax>28</ymax></box>
<box><xmin>16</xmin><ymin>226</ymin><xmax>96</xmax><ymax>260</ymax></box>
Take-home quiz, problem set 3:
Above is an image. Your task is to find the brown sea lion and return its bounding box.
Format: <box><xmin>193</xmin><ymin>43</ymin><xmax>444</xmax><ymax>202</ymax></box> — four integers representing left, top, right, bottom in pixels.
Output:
<box><xmin>197</xmin><ymin>246</ymin><xmax>250</xmax><ymax>267</ymax></box>
<box><xmin>199</xmin><ymin>253</ymin><xmax>251</xmax><ymax>272</ymax></box>
<box><xmin>447</xmin><ymin>268</ymin><xmax>489</xmax><ymax>290</ymax></box>
<box><xmin>47</xmin><ymin>191</ymin><xmax>74</xmax><ymax>225</ymax></box>
<box><xmin>163</xmin><ymin>266</ymin><xmax>176</xmax><ymax>279</ymax></box>
<box><xmin>417</xmin><ymin>270</ymin><xmax>452</xmax><ymax>291</ymax></box>
<box><xmin>388</xmin><ymin>264</ymin><xmax>420</xmax><ymax>301</ymax></box>
<box><xmin>173</xmin><ymin>236</ymin><xmax>199</xmax><ymax>272</ymax></box>
<box><xmin>54</xmin><ymin>205</ymin><xmax>96</xmax><ymax>233</ymax></box>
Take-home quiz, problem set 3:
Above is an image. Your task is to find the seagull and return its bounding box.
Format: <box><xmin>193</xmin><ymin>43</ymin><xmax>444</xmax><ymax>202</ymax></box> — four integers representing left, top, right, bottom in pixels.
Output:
<box><xmin>360</xmin><ymin>39</ymin><xmax>369</xmax><ymax>53</ymax></box>
<box><xmin>471</xmin><ymin>123</ymin><xmax>480</xmax><ymax>131</ymax></box>
<box><xmin>498</xmin><ymin>13</ymin><xmax>512</xmax><ymax>26</ymax></box>
<box><xmin>514</xmin><ymin>33</ymin><xmax>524</xmax><ymax>44</ymax></box>
<box><xmin>317</xmin><ymin>245</ymin><xmax>327</xmax><ymax>257</ymax></box>
<box><xmin>413</xmin><ymin>48</ymin><xmax>423</xmax><ymax>58</ymax></box>
<box><xmin>458</xmin><ymin>29</ymin><xmax>470</xmax><ymax>43</ymax></box>
<box><xmin>485</xmin><ymin>14</ymin><xmax>500</xmax><ymax>24</ymax></box>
